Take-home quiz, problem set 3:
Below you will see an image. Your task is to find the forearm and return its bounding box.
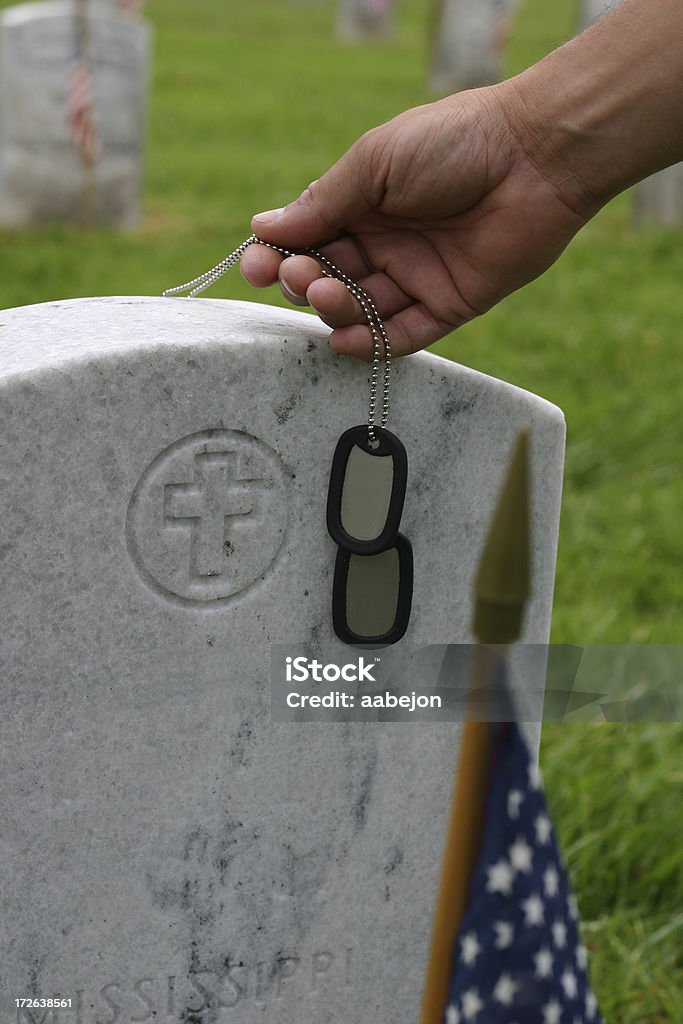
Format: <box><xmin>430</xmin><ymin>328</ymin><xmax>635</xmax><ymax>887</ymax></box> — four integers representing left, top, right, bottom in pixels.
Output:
<box><xmin>503</xmin><ymin>0</ymin><xmax>683</xmax><ymax>215</ymax></box>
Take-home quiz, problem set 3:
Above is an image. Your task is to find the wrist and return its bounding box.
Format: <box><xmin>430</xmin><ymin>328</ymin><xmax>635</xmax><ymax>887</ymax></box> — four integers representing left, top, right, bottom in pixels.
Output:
<box><xmin>499</xmin><ymin>0</ymin><xmax>683</xmax><ymax>219</ymax></box>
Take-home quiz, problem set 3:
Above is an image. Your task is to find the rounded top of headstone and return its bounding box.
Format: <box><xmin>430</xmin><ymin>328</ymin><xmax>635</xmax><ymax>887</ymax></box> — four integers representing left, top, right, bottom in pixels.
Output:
<box><xmin>0</xmin><ymin>295</ymin><xmax>564</xmax><ymax>425</ymax></box>
<box><xmin>0</xmin><ymin>0</ymin><xmax>149</xmax><ymax>26</ymax></box>
<box><xmin>0</xmin><ymin>296</ymin><xmax>331</xmax><ymax>376</ymax></box>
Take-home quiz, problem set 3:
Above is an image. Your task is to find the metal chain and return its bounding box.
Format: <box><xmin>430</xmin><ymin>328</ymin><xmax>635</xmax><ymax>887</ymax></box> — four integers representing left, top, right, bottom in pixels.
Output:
<box><xmin>163</xmin><ymin>235</ymin><xmax>392</xmax><ymax>444</ymax></box>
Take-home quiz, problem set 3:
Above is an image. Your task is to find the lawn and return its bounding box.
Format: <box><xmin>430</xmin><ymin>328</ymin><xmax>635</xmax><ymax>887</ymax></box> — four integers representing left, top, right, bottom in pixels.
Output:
<box><xmin>0</xmin><ymin>0</ymin><xmax>681</xmax><ymax>1018</ymax></box>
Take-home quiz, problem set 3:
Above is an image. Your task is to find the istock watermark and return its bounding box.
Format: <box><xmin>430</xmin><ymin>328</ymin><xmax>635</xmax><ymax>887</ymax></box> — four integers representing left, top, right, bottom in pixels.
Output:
<box><xmin>271</xmin><ymin>644</ymin><xmax>683</xmax><ymax>724</ymax></box>
<box><xmin>274</xmin><ymin>648</ymin><xmax>449</xmax><ymax>720</ymax></box>
<box><xmin>281</xmin><ymin>653</ymin><xmax>443</xmax><ymax>714</ymax></box>
<box><xmin>285</xmin><ymin>656</ymin><xmax>378</xmax><ymax>683</ymax></box>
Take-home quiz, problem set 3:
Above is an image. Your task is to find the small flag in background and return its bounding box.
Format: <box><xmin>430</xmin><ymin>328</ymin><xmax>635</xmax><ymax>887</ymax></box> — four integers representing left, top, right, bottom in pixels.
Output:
<box><xmin>66</xmin><ymin>59</ymin><xmax>101</xmax><ymax>166</ymax></box>
<box><xmin>444</xmin><ymin>721</ymin><xmax>602</xmax><ymax>1024</ymax></box>
<box><xmin>118</xmin><ymin>0</ymin><xmax>145</xmax><ymax>14</ymax></box>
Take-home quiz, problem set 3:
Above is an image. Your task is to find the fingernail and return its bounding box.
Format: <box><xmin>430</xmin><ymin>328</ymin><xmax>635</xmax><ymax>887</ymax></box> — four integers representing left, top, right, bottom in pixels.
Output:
<box><xmin>252</xmin><ymin>207</ymin><xmax>284</xmax><ymax>224</ymax></box>
<box><xmin>280</xmin><ymin>280</ymin><xmax>308</xmax><ymax>307</ymax></box>
<box><xmin>311</xmin><ymin>305</ymin><xmax>335</xmax><ymax>329</ymax></box>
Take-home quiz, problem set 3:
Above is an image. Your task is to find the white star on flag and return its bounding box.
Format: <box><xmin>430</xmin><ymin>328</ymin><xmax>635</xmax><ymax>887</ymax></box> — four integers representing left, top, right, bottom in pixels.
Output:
<box><xmin>446</xmin><ymin>1005</ymin><xmax>460</xmax><ymax>1024</ymax></box>
<box><xmin>535</xmin><ymin>813</ymin><xmax>553</xmax><ymax>844</ymax></box>
<box><xmin>509</xmin><ymin>836</ymin><xmax>533</xmax><ymax>873</ymax></box>
<box><xmin>522</xmin><ymin>893</ymin><xmax>545</xmax><ymax>927</ymax></box>
<box><xmin>493</xmin><ymin>921</ymin><xmax>514</xmax><ymax>949</ymax></box>
<box><xmin>534</xmin><ymin>947</ymin><xmax>554</xmax><ymax>979</ymax></box>
<box><xmin>461</xmin><ymin>932</ymin><xmax>481</xmax><ymax>965</ymax></box>
<box><xmin>552</xmin><ymin>920</ymin><xmax>568</xmax><ymax>949</ymax></box>
<box><xmin>493</xmin><ymin>972</ymin><xmax>519</xmax><ymax>1006</ymax></box>
<box><xmin>462</xmin><ymin>989</ymin><xmax>483</xmax><ymax>1020</ymax></box>
<box><xmin>486</xmin><ymin>859</ymin><xmax>514</xmax><ymax>895</ymax></box>
<box><xmin>543</xmin><ymin>866</ymin><xmax>559</xmax><ymax>897</ymax></box>
<box><xmin>507</xmin><ymin>789</ymin><xmax>524</xmax><ymax>819</ymax></box>
<box><xmin>542</xmin><ymin>999</ymin><xmax>562</xmax><ymax>1024</ymax></box>
<box><xmin>562</xmin><ymin>969</ymin><xmax>579</xmax><ymax>999</ymax></box>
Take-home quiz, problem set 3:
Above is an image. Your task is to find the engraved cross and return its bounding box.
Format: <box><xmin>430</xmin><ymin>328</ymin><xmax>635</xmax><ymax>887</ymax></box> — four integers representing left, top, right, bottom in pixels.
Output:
<box><xmin>164</xmin><ymin>451</ymin><xmax>271</xmax><ymax>579</ymax></box>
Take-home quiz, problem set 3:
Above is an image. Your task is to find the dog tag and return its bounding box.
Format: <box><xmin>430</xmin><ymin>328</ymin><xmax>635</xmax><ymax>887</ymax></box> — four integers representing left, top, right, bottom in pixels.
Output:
<box><xmin>327</xmin><ymin>425</ymin><xmax>407</xmax><ymax>555</ymax></box>
<box><xmin>332</xmin><ymin>534</ymin><xmax>413</xmax><ymax>647</ymax></box>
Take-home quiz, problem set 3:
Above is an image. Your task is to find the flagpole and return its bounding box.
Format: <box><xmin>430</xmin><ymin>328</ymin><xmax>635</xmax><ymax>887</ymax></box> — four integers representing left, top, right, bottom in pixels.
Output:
<box><xmin>419</xmin><ymin>428</ymin><xmax>530</xmax><ymax>1024</ymax></box>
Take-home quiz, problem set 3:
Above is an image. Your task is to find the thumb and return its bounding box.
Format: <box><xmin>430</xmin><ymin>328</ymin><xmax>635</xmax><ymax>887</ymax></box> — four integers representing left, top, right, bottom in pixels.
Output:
<box><xmin>251</xmin><ymin>143</ymin><xmax>375</xmax><ymax>249</ymax></box>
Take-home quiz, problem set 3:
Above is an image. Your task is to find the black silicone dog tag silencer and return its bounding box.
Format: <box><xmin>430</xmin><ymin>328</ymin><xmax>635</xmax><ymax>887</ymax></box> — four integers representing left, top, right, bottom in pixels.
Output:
<box><xmin>327</xmin><ymin>425</ymin><xmax>408</xmax><ymax>555</ymax></box>
<box><xmin>332</xmin><ymin>534</ymin><xmax>413</xmax><ymax>647</ymax></box>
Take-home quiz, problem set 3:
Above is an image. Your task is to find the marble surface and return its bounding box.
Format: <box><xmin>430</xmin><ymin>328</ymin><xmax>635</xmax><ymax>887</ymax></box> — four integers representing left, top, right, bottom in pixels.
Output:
<box><xmin>0</xmin><ymin>297</ymin><xmax>565</xmax><ymax>1022</ymax></box>
<box><xmin>0</xmin><ymin>2</ymin><xmax>150</xmax><ymax>227</ymax></box>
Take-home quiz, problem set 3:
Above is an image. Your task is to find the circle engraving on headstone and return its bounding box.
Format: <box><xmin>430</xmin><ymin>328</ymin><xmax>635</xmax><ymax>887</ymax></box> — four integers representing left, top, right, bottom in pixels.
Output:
<box><xmin>126</xmin><ymin>430</ymin><xmax>288</xmax><ymax>605</ymax></box>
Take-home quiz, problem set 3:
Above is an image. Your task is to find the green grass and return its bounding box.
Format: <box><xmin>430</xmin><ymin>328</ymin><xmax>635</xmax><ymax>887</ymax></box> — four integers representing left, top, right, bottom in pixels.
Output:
<box><xmin>541</xmin><ymin>724</ymin><xmax>683</xmax><ymax>1022</ymax></box>
<box><xmin>0</xmin><ymin>0</ymin><xmax>681</xmax><ymax>1018</ymax></box>
<box><xmin>436</xmin><ymin>208</ymin><xmax>683</xmax><ymax>643</ymax></box>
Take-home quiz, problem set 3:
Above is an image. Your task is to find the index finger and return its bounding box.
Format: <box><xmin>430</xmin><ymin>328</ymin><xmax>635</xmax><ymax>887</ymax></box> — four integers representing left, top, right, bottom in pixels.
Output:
<box><xmin>239</xmin><ymin>242</ymin><xmax>283</xmax><ymax>287</ymax></box>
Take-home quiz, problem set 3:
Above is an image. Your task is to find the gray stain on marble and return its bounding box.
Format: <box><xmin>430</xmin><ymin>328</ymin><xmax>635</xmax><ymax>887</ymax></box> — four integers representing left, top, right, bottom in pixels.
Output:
<box><xmin>440</xmin><ymin>389</ymin><xmax>478</xmax><ymax>421</ymax></box>
<box><xmin>349</xmin><ymin>744</ymin><xmax>377</xmax><ymax>832</ymax></box>
<box><xmin>229</xmin><ymin>718</ymin><xmax>256</xmax><ymax>768</ymax></box>
<box><xmin>384</xmin><ymin>844</ymin><xmax>404</xmax><ymax>876</ymax></box>
<box><xmin>274</xmin><ymin>394</ymin><xmax>300</xmax><ymax>424</ymax></box>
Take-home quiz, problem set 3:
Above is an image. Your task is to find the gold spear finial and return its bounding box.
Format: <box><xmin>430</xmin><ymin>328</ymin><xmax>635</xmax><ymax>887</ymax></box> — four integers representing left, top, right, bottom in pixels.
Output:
<box><xmin>473</xmin><ymin>428</ymin><xmax>531</xmax><ymax>645</ymax></box>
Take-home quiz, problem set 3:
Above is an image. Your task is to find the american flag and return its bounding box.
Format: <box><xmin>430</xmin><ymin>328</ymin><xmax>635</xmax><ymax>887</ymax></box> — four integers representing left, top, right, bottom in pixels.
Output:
<box><xmin>66</xmin><ymin>59</ymin><xmax>101</xmax><ymax>166</ymax></box>
<box><xmin>444</xmin><ymin>721</ymin><xmax>602</xmax><ymax>1024</ymax></box>
<box><xmin>118</xmin><ymin>0</ymin><xmax>145</xmax><ymax>13</ymax></box>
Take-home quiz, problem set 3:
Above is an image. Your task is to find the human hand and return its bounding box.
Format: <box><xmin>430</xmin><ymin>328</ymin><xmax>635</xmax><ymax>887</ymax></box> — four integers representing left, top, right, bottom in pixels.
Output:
<box><xmin>240</xmin><ymin>84</ymin><xmax>594</xmax><ymax>360</ymax></box>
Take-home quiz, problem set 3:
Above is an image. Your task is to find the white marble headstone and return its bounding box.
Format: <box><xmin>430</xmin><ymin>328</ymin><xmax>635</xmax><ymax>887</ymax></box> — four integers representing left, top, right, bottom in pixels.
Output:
<box><xmin>0</xmin><ymin>297</ymin><xmax>564</xmax><ymax>1022</ymax></box>
<box><xmin>429</xmin><ymin>0</ymin><xmax>515</xmax><ymax>97</ymax></box>
<box><xmin>580</xmin><ymin>0</ymin><xmax>618</xmax><ymax>24</ymax></box>
<box><xmin>634</xmin><ymin>164</ymin><xmax>683</xmax><ymax>226</ymax></box>
<box><xmin>0</xmin><ymin>1</ymin><xmax>150</xmax><ymax>227</ymax></box>
<box><xmin>337</xmin><ymin>0</ymin><xmax>394</xmax><ymax>41</ymax></box>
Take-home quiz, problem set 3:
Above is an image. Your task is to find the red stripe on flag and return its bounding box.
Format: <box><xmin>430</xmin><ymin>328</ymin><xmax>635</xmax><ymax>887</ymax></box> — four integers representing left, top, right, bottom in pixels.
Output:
<box><xmin>66</xmin><ymin>61</ymin><xmax>102</xmax><ymax>165</ymax></box>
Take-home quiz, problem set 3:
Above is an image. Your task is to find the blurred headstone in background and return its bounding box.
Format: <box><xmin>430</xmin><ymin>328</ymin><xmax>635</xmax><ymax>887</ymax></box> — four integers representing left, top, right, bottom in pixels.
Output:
<box><xmin>0</xmin><ymin>1</ymin><xmax>150</xmax><ymax>228</ymax></box>
<box><xmin>580</xmin><ymin>0</ymin><xmax>615</xmax><ymax>23</ymax></box>
<box><xmin>580</xmin><ymin>0</ymin><xmax>683</xmax><ymax>227</ymax></box>
<box><xmin>634</xmin><ymin>162</ymin><xmax>683</xmax><ymax>226</ymax></box>
<box><xmin>428</xmin><ymin>0</ymin><xmax>518</xmax><ymax>97</ymax></box>
<box><xmin>337</xmin><ymin>0</ymin><xmax>395</xmax><ymax>41</ymax></box>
